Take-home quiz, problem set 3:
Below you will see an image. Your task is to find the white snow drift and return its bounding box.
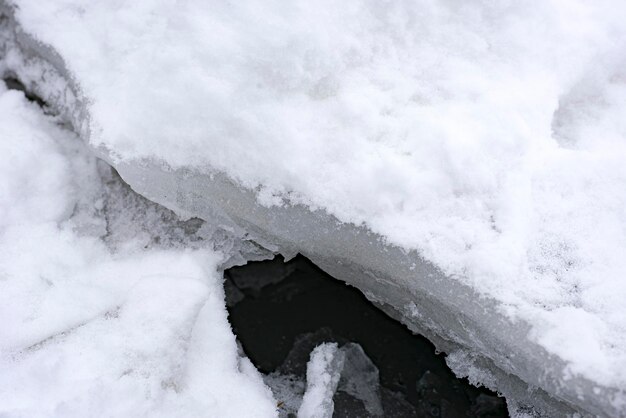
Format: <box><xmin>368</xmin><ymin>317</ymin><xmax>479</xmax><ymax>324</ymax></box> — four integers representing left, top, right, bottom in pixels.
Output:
<box><xmin>0</xmin><ymin>84</ymin><xmax>277</xmax><ymax>418</ymax></box>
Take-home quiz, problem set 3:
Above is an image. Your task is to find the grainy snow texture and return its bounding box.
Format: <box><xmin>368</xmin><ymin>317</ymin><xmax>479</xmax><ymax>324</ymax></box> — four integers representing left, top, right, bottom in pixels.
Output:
<box><xmin>2</xmin><ymin>0</ymin><xmax>626</xmax><ymax>416</ymax></box>
<box><xmin>0</xmin><ymin>84</ymin><xmax>277</xmax><ymax>418</ymax></box>
<box><xmin>298</xmin><ymin>343</ymin><xmax>345</xmax><ymax>418</ymax></box>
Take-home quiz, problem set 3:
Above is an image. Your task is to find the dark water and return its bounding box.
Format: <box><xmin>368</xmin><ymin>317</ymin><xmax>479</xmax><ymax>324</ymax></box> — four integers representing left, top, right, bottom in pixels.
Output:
<box><xmin>226</xmin><ymin>255</ymin><xmax>508</xmax><ymax>417</ymax></box>
<box><xmin>4</xmin><ymin>77</ymin><xmax>47</xmax><ymax>107</ymax></box>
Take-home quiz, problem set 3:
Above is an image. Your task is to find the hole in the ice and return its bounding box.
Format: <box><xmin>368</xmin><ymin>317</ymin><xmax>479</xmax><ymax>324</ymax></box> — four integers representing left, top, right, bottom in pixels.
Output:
<box><xmin>226</xmin><ymin>255</ymin><xmax>509</xmax><ymax>417</ymax></box>
<box><xmin>3</xmin><ymin>76</ymin><xmax>48</xmax><ymax>107</ymax></box>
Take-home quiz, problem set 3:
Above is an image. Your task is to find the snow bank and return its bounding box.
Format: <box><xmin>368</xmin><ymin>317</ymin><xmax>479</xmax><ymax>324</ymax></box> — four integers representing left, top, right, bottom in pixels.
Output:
<box><xmin>2</xmin><ymin>0</ymin><xmax>626</xmax><ymax>415</ymax></box>
<box><xmin>0</xmin><ymin>84</ymin><xmax>276</xmax><ymax>417</ymax></box>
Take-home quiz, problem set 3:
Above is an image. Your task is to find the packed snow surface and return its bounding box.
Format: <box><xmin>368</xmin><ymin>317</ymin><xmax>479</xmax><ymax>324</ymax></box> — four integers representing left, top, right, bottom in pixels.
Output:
<box><xmin>7</xmin><ymin>0</ymin><xmax>626</xmax><ymax>402</ymax></box>
<box><xmin>0</xmin><ymin>84</ymin><xmax>277</xmax><ymax>417</ymax></box>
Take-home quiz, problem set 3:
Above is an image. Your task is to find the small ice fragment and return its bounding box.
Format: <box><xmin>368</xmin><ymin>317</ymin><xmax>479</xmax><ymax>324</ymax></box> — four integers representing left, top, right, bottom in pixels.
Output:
<box><xmin>337</xmin><ymin>343</ymin><xmax>383</xmax><ymax>416</ymax></box>
<box><xmin>298</xmin><ymin>343</ymin><xmax>346</xmax><ymax>418</ymax></box>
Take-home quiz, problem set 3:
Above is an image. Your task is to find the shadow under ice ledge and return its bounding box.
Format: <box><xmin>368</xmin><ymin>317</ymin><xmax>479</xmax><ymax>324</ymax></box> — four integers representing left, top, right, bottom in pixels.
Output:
<box><xmin>226</xmin><ymin>255</ymin><xmax>509</xmax><ymax>417</ymax></box>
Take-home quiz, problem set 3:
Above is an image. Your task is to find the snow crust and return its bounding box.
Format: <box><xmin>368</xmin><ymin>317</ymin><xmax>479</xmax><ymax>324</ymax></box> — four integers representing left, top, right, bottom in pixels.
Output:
<box><xmin>3</xmin><ymin>0</ymin><xmax>626</xmax><ymax>415</ymax></box>
<box><xmin>0</xmin><ymin>84</ymin><xmax>277</xmax><ymax>417</ymax></box>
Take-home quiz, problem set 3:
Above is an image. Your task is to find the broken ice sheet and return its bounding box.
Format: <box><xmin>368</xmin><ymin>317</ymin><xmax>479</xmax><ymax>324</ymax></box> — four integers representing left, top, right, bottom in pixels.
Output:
<box><xmin>295</xmin><ymin>341</ymin><xmax>385</xmax><ymax>418</ymax></box>
<box><xmin>264</xmin><ymin>328</ymin><xmax>417</xmax><ymax>418</ymax></box>
<box><xmin>336</xmin><ymin>343</ymin><xmax>384</xmax><ymax>417</ymax></box>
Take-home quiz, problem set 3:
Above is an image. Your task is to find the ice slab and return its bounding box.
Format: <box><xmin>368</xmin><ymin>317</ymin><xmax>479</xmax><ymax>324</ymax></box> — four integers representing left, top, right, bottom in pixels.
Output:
<box><xmin>2</xmin><ymin>1</ymin><xmax>626</xmax><ymax>415</ymax></box>
<box><xmin>0</xmin><ymin>83</ymin><xmax>277</xmax><ymax>417</ymax></box>
<box><xmin>337</xmin><ymin>343</ymin><xmax>384</xmax><ymax>417</ymax></box>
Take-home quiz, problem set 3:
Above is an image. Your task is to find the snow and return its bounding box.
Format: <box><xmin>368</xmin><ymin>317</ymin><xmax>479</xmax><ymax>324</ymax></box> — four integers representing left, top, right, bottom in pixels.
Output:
<box><xmin>298</xmin><ymin>343</ymin><xmax>344</xmax><ymax>418</ymax></box>
<box><xmin>0</xmin><ymin>84</ymin><xmax>277</xmax><ymax>417</ymax></box>
<box><xmin>2</xmin><ymin>0</ymin><xmax>626</xmax><ymax>415</ymax></box>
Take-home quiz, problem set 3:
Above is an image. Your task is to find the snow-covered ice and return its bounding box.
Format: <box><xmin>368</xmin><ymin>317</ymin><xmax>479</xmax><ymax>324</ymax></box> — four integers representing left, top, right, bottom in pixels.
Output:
<box><xmin>2</xmin><ymin>0</ymin><xmax>626</xmax><ymax>415</ymax></box>
<box><xmin>298</xmin><ymin>343</ymin><xmax>345</xmax><ymax>418</ymax></box>
<box><xmin>0</xmin><ymin>83</ymin><xmax>277</xmax><ymax>417</ymax></box>
<box><xmin>268</xmin><ymin>336</ymin><xmax>387</xmax><ymax>418</ymax></box>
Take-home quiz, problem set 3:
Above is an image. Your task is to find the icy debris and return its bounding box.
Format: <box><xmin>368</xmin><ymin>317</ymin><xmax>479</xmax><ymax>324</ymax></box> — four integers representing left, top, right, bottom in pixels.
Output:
<box><xmin>0</xmin><ymin>83</ymin><xmax>277</xmax><ymax>417</ymax></box>
<box><xmin>445</xmin><ymin>350</ymin><xmax>498</xmax><ymax>391</ymax></box>
<box><xmin>298</xmin><ymin>343</ymin><xmax>345</xmax><ymax>418</ymax></box>
<box><xmin>265</xmin><ymin>329</ymin><xmax>408</xmax><ymax>417</ymax></box>
<box><xmin>2</xmin><ymin>0</ymin><xmax>626</xmax><ymax>415</ymax></box>
<box><xmin>335</xmin><ymin>343</ymin><xmax>383</xmax><ymax>416</ymax></box>
<box><xmin>297</xmin><ymin>342</ymin><xmax>387</xmax><ymax>418</ymax></box>
<box><xmin>265</xmin><ymin>373</ymin><xmax>307</xmax><ymax>417</ymax></box>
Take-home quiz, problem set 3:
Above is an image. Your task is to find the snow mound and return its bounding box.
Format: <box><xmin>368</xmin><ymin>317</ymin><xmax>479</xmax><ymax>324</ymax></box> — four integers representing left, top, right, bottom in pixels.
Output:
<box><xmin>2</xmin><ymin>1</ymin><xmax>626</xmax><ymax>415</ymax></box>
<box><xmin>0</xmin><ymin>83</ymin><xmax>276</xmax><ymax>417</ymax></box>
